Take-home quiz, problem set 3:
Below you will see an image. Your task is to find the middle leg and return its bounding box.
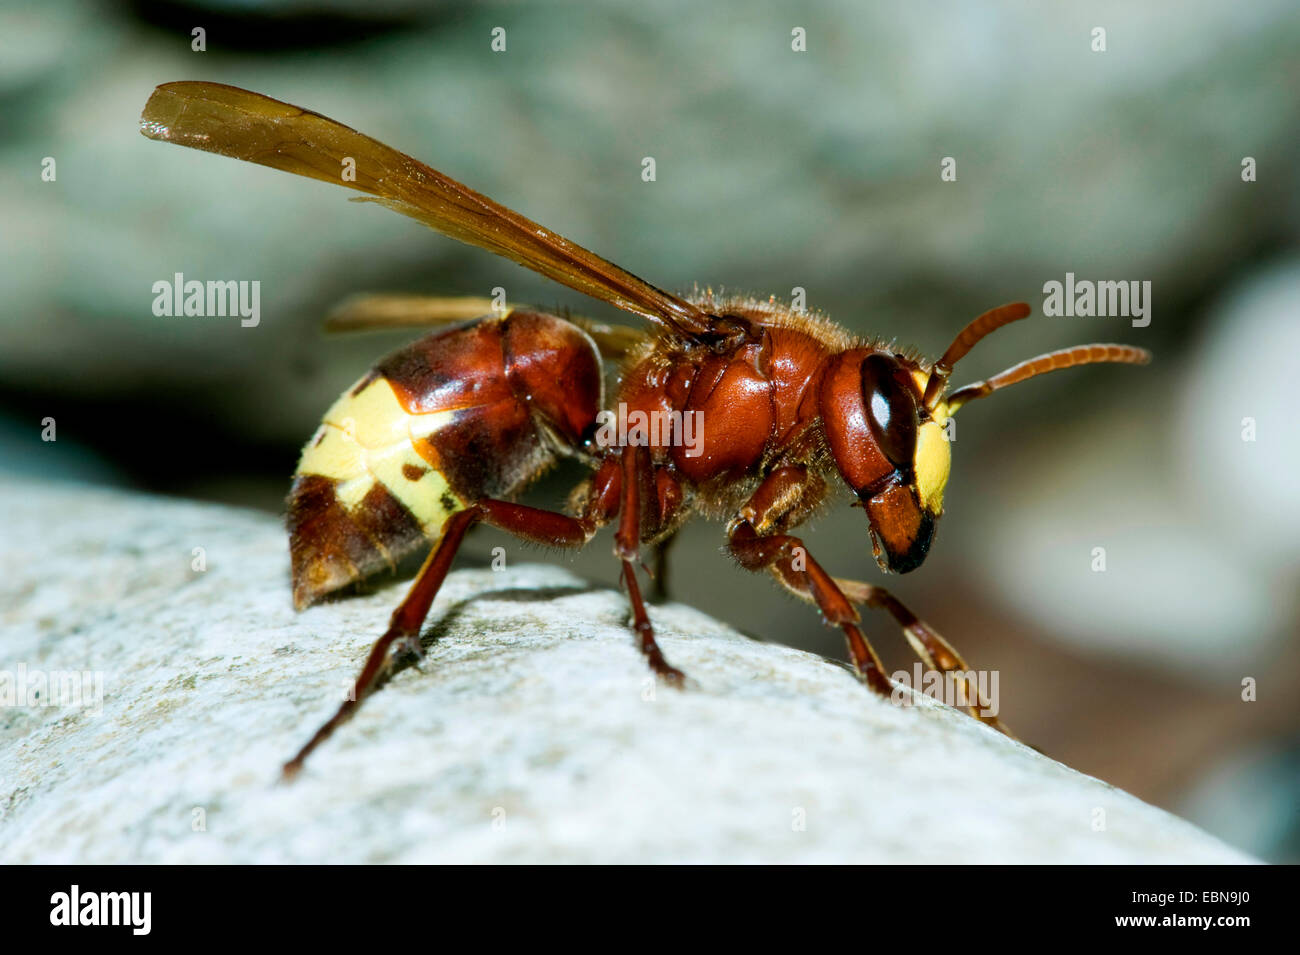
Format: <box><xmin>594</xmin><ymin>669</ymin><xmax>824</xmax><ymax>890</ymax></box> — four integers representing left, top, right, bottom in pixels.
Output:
<box><xmin>614</xmin><ymin>444</ymin><xmax>685</xmax><ymax>686</ymax></box>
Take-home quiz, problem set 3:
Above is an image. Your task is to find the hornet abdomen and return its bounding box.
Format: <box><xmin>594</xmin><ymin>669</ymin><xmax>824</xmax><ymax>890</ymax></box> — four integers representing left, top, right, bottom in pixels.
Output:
<box><xmin>287</xmin><ymin>310</ymin><xmax>604</xmax><ymax>608</ymax></box>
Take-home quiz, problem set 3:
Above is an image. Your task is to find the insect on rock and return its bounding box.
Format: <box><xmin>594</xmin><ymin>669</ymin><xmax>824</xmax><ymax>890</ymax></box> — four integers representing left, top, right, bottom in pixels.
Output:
<box><xmin>139</xmin><ymin>82</ymin><xmax>1151</xmax><ymax>776</ymax></box>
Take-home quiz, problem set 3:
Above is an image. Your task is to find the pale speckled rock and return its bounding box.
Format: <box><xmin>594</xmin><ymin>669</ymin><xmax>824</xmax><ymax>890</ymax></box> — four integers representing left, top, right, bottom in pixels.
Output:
<box><xmin>0</xmin><ymin>479</ymin><xmax>1253</xmax><ymax>863</ymax></box>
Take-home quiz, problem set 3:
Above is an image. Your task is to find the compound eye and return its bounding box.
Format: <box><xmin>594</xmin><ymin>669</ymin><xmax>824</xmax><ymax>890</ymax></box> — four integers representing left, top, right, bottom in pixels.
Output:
<box><xmin>860</xmin><ymin>353</ymin><xmax>918</xmax><ymax>470</ymax></box>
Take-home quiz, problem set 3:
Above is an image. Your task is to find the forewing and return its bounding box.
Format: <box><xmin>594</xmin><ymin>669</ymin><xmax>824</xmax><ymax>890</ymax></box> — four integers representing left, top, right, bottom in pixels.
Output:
<box><xmin>140</xmin><ymin>82</ymin><xmax>713</xmax><ymax>337</ymax></box>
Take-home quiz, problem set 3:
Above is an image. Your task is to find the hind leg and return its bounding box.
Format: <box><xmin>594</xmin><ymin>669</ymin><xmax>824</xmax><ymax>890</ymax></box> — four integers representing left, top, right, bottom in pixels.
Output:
<box><xmin>283</xmin><ymin>499</ymin><xmax>605</xmax><ymax>778</ymax></box>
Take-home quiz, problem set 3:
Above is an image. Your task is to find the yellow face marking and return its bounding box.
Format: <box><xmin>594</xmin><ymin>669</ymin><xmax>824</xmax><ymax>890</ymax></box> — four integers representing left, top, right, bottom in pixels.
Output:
<box><xmin>297</xmin><ymin>375</ymin><xmax>465</xmax><ymax>531</ymax></box>
<box><xmin>910</xmin><ymin>371</ymin><xmax>951</xmax><ymax>514</ymax></box>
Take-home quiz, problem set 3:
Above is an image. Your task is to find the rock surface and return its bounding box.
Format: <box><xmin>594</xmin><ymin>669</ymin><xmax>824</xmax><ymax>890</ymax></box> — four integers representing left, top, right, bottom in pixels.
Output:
<box><xmin>0</xmin><ymin>480</ymin><xmax>1253</xmax><ymax>863</ymax></box>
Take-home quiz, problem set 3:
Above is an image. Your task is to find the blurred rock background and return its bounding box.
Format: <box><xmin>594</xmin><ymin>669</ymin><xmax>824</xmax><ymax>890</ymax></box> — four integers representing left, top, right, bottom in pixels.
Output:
<box><xmin>1</xmin><ymin>0</ymin><xmax>1297</xmax><ymax>859</ymax></box>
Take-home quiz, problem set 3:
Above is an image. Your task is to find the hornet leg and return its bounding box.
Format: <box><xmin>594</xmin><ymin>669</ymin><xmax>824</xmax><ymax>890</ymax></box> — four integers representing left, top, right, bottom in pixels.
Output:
<box><xmin>728</xmin><ymin>519</ymin><xmax>893</xmax><ymax>695</ymax></box>
<box><xmin>770</xmin><ymin>566</ymin><xmax>1013</xmax><ymax>737</ymax></box>
<box><xmin>615</xmin><ymin>444</ymin><xmax>685</xmax><ymax>686</ymax></box>
<box><xmin>283</xmin><ymin>499</ymin><xmax>600</xmax><ymax>778</ymax></box>
<box><xmin>727</xmin><ymin>466</ymin><xmax>892</xmax><ymax>693</ymax></box>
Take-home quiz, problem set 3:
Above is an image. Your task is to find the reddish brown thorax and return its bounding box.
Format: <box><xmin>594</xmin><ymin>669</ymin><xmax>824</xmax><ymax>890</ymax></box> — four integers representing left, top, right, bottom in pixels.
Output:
<box><xmin>614</xmin><ymin>309</ymin><xmax>840</xmax><ymax>486</ymax></box>
<box><xmin>616</xmin><ymin>313</ymin><xmax>942</xmax><ymax>574</ymax></box>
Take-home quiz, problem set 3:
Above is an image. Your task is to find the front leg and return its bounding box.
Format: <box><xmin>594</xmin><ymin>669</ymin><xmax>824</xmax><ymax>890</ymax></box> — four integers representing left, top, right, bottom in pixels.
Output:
<box><xmin>728</xmin><ymin>465</ymin><xmax>1011</xmax><ymax>737</ymax></box>
<box><xmin>727</xmin><ymin>467</ymin><xmax>893</xmax><ymax>694</ymax></box>
<box><xmin>769</xmin><ymin>563</ymin><xmax>1012</xmax><ymax>737</ymax></box>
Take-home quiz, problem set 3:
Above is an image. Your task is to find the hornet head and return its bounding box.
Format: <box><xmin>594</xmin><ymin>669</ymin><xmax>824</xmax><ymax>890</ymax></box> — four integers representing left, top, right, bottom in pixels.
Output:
<box><xmin>818</xmin><ymin>302</ymin><xmax>1150</xmax><ymax>574</ymax></box>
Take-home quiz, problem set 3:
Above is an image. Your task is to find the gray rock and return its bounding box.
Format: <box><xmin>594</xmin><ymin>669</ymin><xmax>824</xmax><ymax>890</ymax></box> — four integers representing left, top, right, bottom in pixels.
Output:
<box><xmin>0</xmin><ymin>480</ymin><xmax>1253</xmax><ymax>863</ymax></box>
